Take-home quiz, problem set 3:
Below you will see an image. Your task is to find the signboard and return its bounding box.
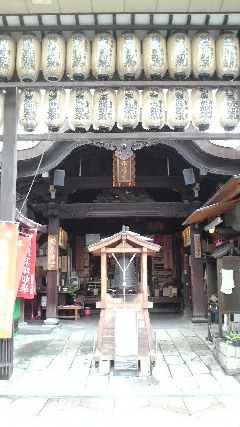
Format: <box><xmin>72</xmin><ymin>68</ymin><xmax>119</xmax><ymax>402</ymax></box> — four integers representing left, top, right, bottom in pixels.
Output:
<box><xmin>59</xmin><ymin>227</ymin><xmax>68</xmax><ymax>249</ymax></box>
<box><xmin>17</xmin><ymin>230</ymin><xmax>37</xmax><ymax>299</ymax></box>
<box><xmin>0</xmin><ymin>222</ymin><xmax>19</xmax><ymax>338</ymax></box>
<box><xmin>113</xmin><ymin>154</ymin><xmax>136</xmax><ymax>187</ymax></box>
<box><xmin>47</xmin><ymin>235</ymin><xmax>58</xmax><ymax>270</ymax></box>
<box><xmin>61</xmin><ymin>255</ymin><xmax>68</xmax><ymax>273</ymax></box>
<box><xmin>183</xmin><ymin>226</ymin><xmax>191</xmax><ymax>247</ymax></box>
<box><xmin>194</xmin><ymin>234</ymin><xmax>202</xmax><ymax>259</ymax></box>
<box><xmin>86</xmin><ymin>234</ymin><xmax>100</xmax><ymax>245</ymax></box>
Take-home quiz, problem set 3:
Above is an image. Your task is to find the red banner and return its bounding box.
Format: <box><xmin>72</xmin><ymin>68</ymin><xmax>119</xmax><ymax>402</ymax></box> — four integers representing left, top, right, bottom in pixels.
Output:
<box><xmin>15</xmin><ymin>234</ymin><xmax>31</xmax><ymax>299</ymax></box>
<box><xmin>17</xmin><ymin>230</ymin><xmax>37</xmax><ymax>300</ymax></box>
<box><xmin>0</xmin><ymin>222</ymin><xmax>19</xmax><ymax>339</ymax></box>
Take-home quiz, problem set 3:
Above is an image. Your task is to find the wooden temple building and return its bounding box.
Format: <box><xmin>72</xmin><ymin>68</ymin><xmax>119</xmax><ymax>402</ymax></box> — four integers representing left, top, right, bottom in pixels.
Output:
<box><xmin>1</xmin><ymin>1</ymin><xmax>240</xmax><ymax>376</ymax></box>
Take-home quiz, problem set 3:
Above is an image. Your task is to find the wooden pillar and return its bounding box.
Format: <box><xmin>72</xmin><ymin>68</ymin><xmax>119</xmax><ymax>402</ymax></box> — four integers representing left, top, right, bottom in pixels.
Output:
<box><xmin>141</xmin><ymin>248</ymin><xmax>148</xmax><ymax>302</ymax></box>
<box><xmin>45</xmin><ymin>204</ymin><xmax>60</xmax><ymax>325</ymax></box>
<box><xmin>190</xmin><ymin>225</ymin><xmax>206</xmax><ymax>320</ymax></box>
<box><xmin>0</xmin><ymin>88</ymin><xmax>17</xmax><ymax>379</ymax></box>
<box><xmin>101</xmin><ymin>248</ymin><xmax>107</xmax><ymax>300</ymax></box>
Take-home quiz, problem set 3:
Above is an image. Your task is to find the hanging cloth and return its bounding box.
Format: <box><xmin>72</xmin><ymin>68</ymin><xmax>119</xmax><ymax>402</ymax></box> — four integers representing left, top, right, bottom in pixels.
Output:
<box><xmin>220</xmin><ymin>269</ymin><xmax>235</xmax><ymax>294</ymax></box>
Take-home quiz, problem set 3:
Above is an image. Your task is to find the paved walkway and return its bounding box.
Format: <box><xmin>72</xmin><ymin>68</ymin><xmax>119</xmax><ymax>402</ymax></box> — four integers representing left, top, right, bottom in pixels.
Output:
<box><xmin>1</xmin><ymin>313</ymin><xmax>240</xmax><ymax>426</ymax></box>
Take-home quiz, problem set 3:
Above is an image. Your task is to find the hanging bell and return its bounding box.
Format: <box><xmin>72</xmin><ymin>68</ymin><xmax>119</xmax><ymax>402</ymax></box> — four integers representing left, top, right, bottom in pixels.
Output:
<box><xmin>113</xmin><ymin>254</ymin><xmax>136</xmax><ymax>289</ymax></box>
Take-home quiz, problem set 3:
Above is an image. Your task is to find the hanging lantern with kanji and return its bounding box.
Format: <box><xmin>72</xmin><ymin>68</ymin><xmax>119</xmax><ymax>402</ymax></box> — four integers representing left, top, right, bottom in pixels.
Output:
<box><xmin>142</xmin><ymin>32</ymin><xmax>167</xmax><ymax>80</ymax></box>
<box><xmin>191</xmin><ymin>87</ymin><xmax>213</xmax><ymax>131</ymax></box>
<box><xmin>16</xmin><ymin>33</ymin><xmax>41</xmax><ymax>82</ymax></box>
<box><xmin>44</xmin><ymin>88</ymin><xmax>66</xmax><ymax>132</ymax></box>
<box><xmin>92</xmin><ymin>32</ymin><xmax>116</xmax><ymax>80</ymax></box>
<box><xmin>117</xmin><ymin>87</ymin><xmax>140</xmax><ymax>130</ymax></box>
<box><xmin>69</xmin><ymin>88</ymin><xmax>92</xmax><ymax>131</ymax></box>
<box><xmin>0</xmin><ymin>34</ymin><xmax>16</xmax><ymax>82</ymax></box>
<box><xmin>167</xmin><ymin>32</ymin><xmax>192</xmax><ymax>80</ymax></box>
<box><xmin>66</xmin><ymin>32</ymin><xmax>91</xmax><ymax>81</ymax></box>
<box><xmin>191</xmin><ymin>31</ymin><xmax>216</xmax><ymax>80</ymax></box>
<box><xmin>117</xmin><ymin>32</ymin><xmax>141</xmax><ymax>80</ymax></box>
<box><xmin>42</xmin><ymin>33</ymin><xmax>65</xmax><ymax>81</ymax></box>
<box><xmin>18</xmin><ymin>88</ymin><xmax>41</xmax><ymax>132</ymax></box>
<box><xmin>142</xmin><ymin>87</ymin><xmax>165</xmax><ymax>130</ymax></box>
<box><xmin>216</xmin><ymin>87</ymin><xmax>240</xmax><ymax>131</ymax></box>
<box><xmin>93</xmin><ymin>88</ymin><xmax>116</xmax><ymax>131</ymax></box>
<box><xmin>216</xmin><ymin>32</ymin><xmax>240</xmax><ymax>80</ymax></box>
<box><xmin>167</xmin><ymin>87</ymin><xmax>190</xmax><ymax>131</ymax></box>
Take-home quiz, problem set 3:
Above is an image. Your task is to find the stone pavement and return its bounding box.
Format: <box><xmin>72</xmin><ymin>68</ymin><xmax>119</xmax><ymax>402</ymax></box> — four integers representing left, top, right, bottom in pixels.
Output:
<box><xmin>1</xmin><ymin>312</ymin><xmax>240</xmax><ymax>427</ymax></box>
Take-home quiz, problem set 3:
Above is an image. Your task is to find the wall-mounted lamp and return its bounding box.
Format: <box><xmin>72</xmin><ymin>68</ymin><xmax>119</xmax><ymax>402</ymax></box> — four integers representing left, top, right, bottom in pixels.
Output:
<box><xmin>204</xmin><ymin>216</ymin><xmax>223</xmax><ymax>232</ymax></box>
<box><xmin>49</xmin><ymin>184</ymin><xmax>56</xmax><ymax>199</ymax></box>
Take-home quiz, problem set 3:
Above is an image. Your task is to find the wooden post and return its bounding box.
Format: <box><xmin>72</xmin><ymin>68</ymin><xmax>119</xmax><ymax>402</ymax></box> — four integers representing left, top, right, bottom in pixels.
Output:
<box><xmin>101</xmin><ymin>248</ymin><xmax>107</xmax><ymax>301</ymax></box>
<box><xmin>44</xmin><ymin>204</ymin><xmax>60</xmax><ymax>325</ymax></box>
<box><xmin>141</xmin><ymin>248</ymin><xmax>148</xmax><ymax>303</ymax></box>
<box><xmin>190</xmin><ymin>225</ymin><xmax>206</xmax><ymax>321</ymax></box>
<box><xmin>0</xmin><ymin>88</ymin><xmax>17</xmax><ymax>379</ymax></box>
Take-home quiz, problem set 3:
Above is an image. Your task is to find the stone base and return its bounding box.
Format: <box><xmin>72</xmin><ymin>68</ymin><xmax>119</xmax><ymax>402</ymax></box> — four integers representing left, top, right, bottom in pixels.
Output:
<box><xmin>44</xmin><ymin>317</ymin><xmax>61</xmax><ymax>326</ymax></box>
<box><xmin>99</xmin><ymin>358</ymin><xmax>111</xmax><ymax>375</ymax></box>
<box><xmin>191</xmin><ymin>316</ymin><xmax>208</xmax><ymax>324</ymax></box>
<box><xmin>213</xmin><ymin>337</ymin><xmax>240</xmax><ymax>375</ymax></box>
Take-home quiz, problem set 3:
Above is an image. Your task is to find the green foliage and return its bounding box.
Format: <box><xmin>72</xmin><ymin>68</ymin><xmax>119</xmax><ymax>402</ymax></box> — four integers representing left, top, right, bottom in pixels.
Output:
<box><xmin>68</xmin><ymin>281</ymin><xmax>77</xmax><ymax>299</ymax></box>
<box><xmin>225</xmin><ymin>332</ymin><xmax>240</xmax><ymax>344</ymax></box>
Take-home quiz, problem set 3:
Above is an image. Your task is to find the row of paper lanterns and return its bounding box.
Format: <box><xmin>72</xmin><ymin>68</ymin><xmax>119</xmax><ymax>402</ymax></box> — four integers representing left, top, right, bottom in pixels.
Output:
<box><xmin>0</xmin><ymin>31</ymin><xmax>240</xmax><ymax>83</ymax></box>
<box><xmin>4</xmin><ymin>86</ymin><xmax>237</xmax><ymax>133</ymax></box>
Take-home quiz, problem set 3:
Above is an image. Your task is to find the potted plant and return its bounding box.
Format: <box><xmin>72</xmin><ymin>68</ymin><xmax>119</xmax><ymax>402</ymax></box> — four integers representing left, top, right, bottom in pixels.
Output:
<box><xmin>68</xmin><ymin>281</ymin><xmax>77</xmax><ymax>302</ymax></box>
<box><xmin>225</xmin><ymin>332</ymin><xmax>240</xmax><ymax>347</ymax></box>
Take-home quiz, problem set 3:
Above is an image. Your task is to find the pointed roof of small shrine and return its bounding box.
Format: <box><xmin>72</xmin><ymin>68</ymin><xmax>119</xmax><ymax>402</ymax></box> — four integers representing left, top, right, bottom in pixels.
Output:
<box><xmin>88</xmin><ymin>225</ymin><xmax>160</xmax><ymax>255</ymax></box>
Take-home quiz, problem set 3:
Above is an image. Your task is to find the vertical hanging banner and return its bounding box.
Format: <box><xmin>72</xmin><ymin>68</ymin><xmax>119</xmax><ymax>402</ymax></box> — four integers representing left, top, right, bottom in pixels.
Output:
<box><xmin>17</xmin><ymin>230</ymin><xmax>37</xmax><ymax>299</ymax></box>
<box><xmin>15</xmin><ymin>234</ymin><xmax>31</xmax><ymax>298</ymax></box>
<box><xmin>194</xmin><ymin>234</ymin><xmax>202</xmax><ymax>259</ymax></box>
<box><xmin>163</xmin><ymin>235</ymin><xmax>173</xmax><ymax>269</ymax></box>
<box><xmin>0</xmin><ymin>222</ymin><xmax>19</xmax><ymax>339</ymax></box>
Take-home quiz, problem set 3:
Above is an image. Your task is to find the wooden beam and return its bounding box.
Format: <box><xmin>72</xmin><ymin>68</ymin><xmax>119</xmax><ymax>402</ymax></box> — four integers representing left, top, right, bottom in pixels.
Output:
<box><xmin>0</xmin><ymin>79</ymin><xmax>240</xmax><ymax>90</ymax></box>
<box><xmin>14</xmin><ymin>130</ymin><xmax>240</xmax><ymax>142</ymax></box>
<box><xmin>58</xmin><ymin>201</ymin><xmax>199</xmax><ymax>219</ymax></box>
<box><xmin>64</xmin><ymin>176</ymin><xmax>185</xmax><ymax>192</ymax></box>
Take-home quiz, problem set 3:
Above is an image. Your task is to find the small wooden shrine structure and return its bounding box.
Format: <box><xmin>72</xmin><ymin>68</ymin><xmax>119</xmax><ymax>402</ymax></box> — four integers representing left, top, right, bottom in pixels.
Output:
<box><xmin>88</xmin><ymin>226</ymin><xmax>160</xmax><ymax>375</ymax></box>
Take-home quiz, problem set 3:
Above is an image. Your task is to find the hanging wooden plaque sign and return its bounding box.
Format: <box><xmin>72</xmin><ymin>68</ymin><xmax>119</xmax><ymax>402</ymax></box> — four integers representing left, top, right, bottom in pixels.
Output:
<box><xmin>113</xmin><ymin>154</ymin><xmax>136</xmax><ymax>187</ymax></box>
<box><xmin>47</xmin><ymin>235</ymin><xmax>58</xmax><ymax>270</ymax></box>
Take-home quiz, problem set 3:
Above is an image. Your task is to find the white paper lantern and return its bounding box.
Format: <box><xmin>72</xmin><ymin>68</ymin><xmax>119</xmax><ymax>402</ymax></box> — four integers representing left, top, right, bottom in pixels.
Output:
<box><xmin>167</xmin><ymin>33</ymin><xmax>192</xmax><ymax>80</ymax></box>
<box><xmin>66</xmin><ymin>32</ymin><xmax>91</xmax><ymax>81</ymax></box>
<box><xmin>44</xmin><ymin>88</ymin><xmax>66</xmax><ymax>132</ymax></box>
<box><xmin>191</xmin><ymin>87</ymin><xmax>213</xmax><ymax>131</ymax></box>
<box><xmin>93</xmin><ymin>88</ymin><xmax>116</xmax><ymax>131</ymax></box>
<box><xmin>0</xmin><ymin>34</ymin><xmax>16</xmax><ymax>81</ymax></box>
<box><xmin>69</xmin><ymin>88</ymin><xmax>92</xmax><ymax>131</ymax></box>
<box><xmin>117</xmin><ymin>32</ymin><xmax>141</xmax><ymax>80</ymax></box>
<box><xmin>117</xmin><ymin>87</ymin><xmax>140</xmax><ymax>130</ymax></box>
<box><xmin>216</xmin><ymin>87</ymin><xmax>240</xmax><ymax>131</ymax></box>
<box><xmin>192</xmin><ymin>32</ymin><xmax>215</xmax><ymax>79</ymax></box>
<box><xmin>142</xmin><ymin>88</ymin><xmax>165</xmax><ymax>130</ymax></box>
<box><xmin>142</xmin><ymin>32</ymin><xmax>167</xmax><ymax>80</ymax></box>
<box><xmin>167</xmin><ymin>87</ymin><xmax>190</xmax><ymax>131</ymax></box>
<box><xmin>42</xmin><ymin>33</ymin><xmax>65</xmax><ymax>81</ymax></box>
<box><xmin>92</xmin><ymin>32</ymin><xmax>116</xmax><ymax>80</ymax></box>
<box><xmin>0</xmin><ymin>91</ymin><xmax>5</xmax><ymax>128</ymax></box>
<box><xmin>16</xmin><ymin>33</ymin><xmax>41</xmax><ymax>82</ymax></box>
<box><xmin>18</xmin><ymin>89</ymin><xmax>41</xmax><ymax>132</ymax></box>
<box><xmin>216</xmin><ymin>32</ymin><xmax>240</xmax><ymax>80</ymax></box>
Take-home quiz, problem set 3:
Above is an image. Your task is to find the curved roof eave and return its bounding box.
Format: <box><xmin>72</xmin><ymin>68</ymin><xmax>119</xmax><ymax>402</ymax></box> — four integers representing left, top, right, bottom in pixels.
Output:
<box><xmin>15</xmin><ymin>139</ymin><xmax>240</xmax><ymax>178</ymax></box>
